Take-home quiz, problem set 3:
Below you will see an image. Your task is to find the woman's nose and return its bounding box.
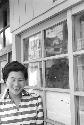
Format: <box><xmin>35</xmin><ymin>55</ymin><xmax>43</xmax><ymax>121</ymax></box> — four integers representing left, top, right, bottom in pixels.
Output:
<box><xmin>14</xmin><ymin>79</ymin><xmax>19</xmax><ymax>86</ymax></box>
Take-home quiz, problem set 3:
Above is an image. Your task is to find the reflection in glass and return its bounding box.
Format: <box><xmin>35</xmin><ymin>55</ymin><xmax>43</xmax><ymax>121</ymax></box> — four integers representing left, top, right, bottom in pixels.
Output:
<box><xmin>28</xmin><ymin>62</ymin><xmax>42</xmax><ymax>87</ymax></box>
<box><xmin>45</xmin><ymin>58</ymin><xmax>69</xmax><ymax>88</ymax></box>
<box><xmin>0</xmin><ymin>27</ymin><xmax>12</xmax><ymax>50</ymax></box>
<box><xmin>23</xmin><ymin>38</ymin><xmax>29</xmax><ymax>61</ymax></box>
<box><xmin>8</xmin><ymin>51</ymin><xmax>12</xmax><ymax>62</ymax></box>
<box><xmin>44</xmin><ymin>21</ymin><xmax>68</xmax><ymax>57</ymax></box>
<box><xmin>74</xmin><ymin>14</ymin><xmax>84</xmax><ymax>51</ymax></box>
<box><xmin>74</xmin><ymin>55</ymin><xmax>84</xmax><ymax>91</ymax></box>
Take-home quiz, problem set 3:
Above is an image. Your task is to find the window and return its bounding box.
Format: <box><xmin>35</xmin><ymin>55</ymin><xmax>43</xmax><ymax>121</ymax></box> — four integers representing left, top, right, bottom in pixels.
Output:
<box><xmin>22</xmin><ymin>19</ymin><xmax>70</xmax><ymax>124</ymax></box>
<box><xmin>44</xmin><ymin>21</ymin><xmax>68</xmax><ymax>57</ymax></box>
<box><xmin>28</xmin><ymin>62</ymin><xmax>42</xmax><ymax>87</ymax></box>
<box><xmin>74</xmin><ymin>55</ymin><xmax>84</xmax><ymax>91</ymax></box>
<box><xmin>73</xmin><ymin>12</ymin><xmax>84</xmax><ymax>125</ymax></box>
<box><xmin>23</xmin><ymin>33</ymin><xmax>41</xmax><ymax>61</ymax></box>
<box><xmin>0</xmin><ymin>1</ymin><xmax>12</xmax><ymax>50</ymax></box>
<box><xmin>46</xmin><ymin>92</ymin><xmax>71</xmax><ymax>125</ymax></box>
<box><xmin>74</xmin><ymin>14</ymin><xmax>84</xmax><ymax>51</ymax></box>
<box><xmin>45</xmin><ymin>58</ymin><xmax>69</xmax><ymax>88</ymax></box>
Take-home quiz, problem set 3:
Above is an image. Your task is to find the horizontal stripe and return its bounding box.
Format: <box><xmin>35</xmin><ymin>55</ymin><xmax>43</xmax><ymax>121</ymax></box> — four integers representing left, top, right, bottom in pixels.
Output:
<box><xmin>0</xmin><ymin>90</ymin><xmax>44</xmax><ymax>125</ymax></box>
<box><xmin>0</xmin><ymin>97</ymin><xmax>42</xmax><ymax>109</ymax></box>
<box><xmin>0</xmin><ymin>99</ymin><xmax>38</xmax><ymax>109</ymax></box>
<box><xmin>0</xmin><ymin>103</ymin><xmax>36</xmax><ymax>112</ymax></box>
<box><xmin>1</xmin><ymin>109</ymin><xmax>36</xmax><ymax>118</ymax></box>
<box><xmin>1</xmin><ymin>109</ymin><xmax>43</xmax><ymax>121</ymax></box>
<box><xmin>1</xmin><ymin>116</ymin><xmax>36</xmax><ymax>124</ymax></box>
<box><xmin>1</xmin><ymin>112</ymin><xmax>36</xmax><ymax>121</ymax></box>
<box><xmin>1</xmin><ymin>106</ymin><xmax>43</xmax><ymax>116</ymax></box>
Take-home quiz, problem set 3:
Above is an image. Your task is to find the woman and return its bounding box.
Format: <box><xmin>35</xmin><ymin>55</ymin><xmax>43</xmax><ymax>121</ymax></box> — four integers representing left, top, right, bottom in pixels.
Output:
<box><xmin>0</xmin><ymin>61</ymin><xmax>44</xmax><ymax>125</ymax></box>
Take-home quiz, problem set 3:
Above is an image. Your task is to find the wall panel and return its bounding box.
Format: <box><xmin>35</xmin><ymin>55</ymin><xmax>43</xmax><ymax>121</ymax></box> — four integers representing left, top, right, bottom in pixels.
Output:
<box><xmin>19</xmin><ymin>0</ymin><xmax>33</xmax><ymax>26</ymax></box>
<box><xmin>32</xmin><ymin>0</ymin><xmax>52</xmax><ymax>18</ymax></box>
<box><xmin>25</xmin><ymin>0</ymin><xmax>33</xmax><ymax>23</ymax></box>
<box><xmin>10</xmin><ymin>0</ymin><xmax>19</xmax><ymax>30</ymax></box>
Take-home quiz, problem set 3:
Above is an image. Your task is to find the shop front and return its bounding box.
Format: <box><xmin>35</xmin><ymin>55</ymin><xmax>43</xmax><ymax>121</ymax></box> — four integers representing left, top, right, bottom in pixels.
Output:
<box><xmin>9</xmin><ymin>0</ymin><xmax>84</xmax><ymax>125</ymax></box>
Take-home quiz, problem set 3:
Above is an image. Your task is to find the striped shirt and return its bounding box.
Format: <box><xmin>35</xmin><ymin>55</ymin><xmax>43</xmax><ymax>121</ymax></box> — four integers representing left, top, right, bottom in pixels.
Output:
<box><xmin>0</xmin><ymin>89</ymin><xmax>44</xmax><ymax>125</ymax></box>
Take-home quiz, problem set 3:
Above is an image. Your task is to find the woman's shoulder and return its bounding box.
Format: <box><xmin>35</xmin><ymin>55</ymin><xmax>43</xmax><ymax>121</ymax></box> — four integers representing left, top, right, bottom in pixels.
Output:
<box><xmin>22</xmin><ymin>89</ymin><xmax>42</xmax><ymax>101</ymax></box>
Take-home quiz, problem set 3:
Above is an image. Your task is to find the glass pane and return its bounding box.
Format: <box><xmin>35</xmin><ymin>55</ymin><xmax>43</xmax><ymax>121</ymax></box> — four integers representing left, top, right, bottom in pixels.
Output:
<box><xmin>23</xmin><ymin>33</ymin><xmax>42</xmax><ymax>61</ymax></box>
<box><xmin>29</xmin><ymin>33</ymin><xmax>42</xmax><ymax>60</ymax></box>
<box><xmin>8</xmin><ymin>51</ymin><xmax>12</xmax><ymax>62</ymax></box>
<box><xmin>0</xmin><ymin>27</ymin><xmax>12</xmax><ymax>50</ymax></box>
<box><xmin>45</xmin><ymin>58</ymin><xmax>69</xmax><ymax>88</ymax></box>
<box><xmin>5</xmin><ymin>27</ymin><xmax>12</xmax><ymax>46</ymax></box>
<box><xmin>74</xmin><ymin>14</ymin><xmax>84</xmax><ymax>51</ymax></box>
<box><xmin>74</xmin><ymin>55</ymin><xmax>84</xmax><ymax>91</ymax></box>
<box><xmin>46</xmin><ymin>91</ymin><xmax>71</xmax><ymax>125</ymax></box>
<box><xmin>44</xmin><ymin>21</ymin><xmax>68</xmax><ymax>57</ymax></box>
<box><xmin>79</xmin><ymin>96</ymin><xmax>84</xmax><ymax>125</ymax></box>
<box><xmin>23</xmin><ymin>64</ymin><xmax>28</xmax><ymax>86</ymax></box>
<box><xmin>28</xmin><ymin>62</ymin><xmax>42</xmax><ymax>87</ymax></box>
<box><xmin>23</xmin><ymin>37</ymin><xmax>29</xmax><ymax>61</ymax></box>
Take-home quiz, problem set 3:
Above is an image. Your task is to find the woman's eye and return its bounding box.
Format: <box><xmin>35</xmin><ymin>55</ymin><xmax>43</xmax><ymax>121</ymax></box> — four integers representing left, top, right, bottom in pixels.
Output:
<box><xmin>11</xmin><ymin>78</ymin><xmax>15</xmax><ymax>82</ymax></box>
<box><xmin>18</xmin><ymin>79</ymin><xmax>24</xmax><ymax>82</ymax></box>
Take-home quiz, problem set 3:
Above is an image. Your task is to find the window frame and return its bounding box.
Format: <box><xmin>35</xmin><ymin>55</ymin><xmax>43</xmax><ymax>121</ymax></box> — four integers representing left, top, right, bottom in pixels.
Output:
<box><xmin>21</xmin><ymin>16</ymin><xmax>71</xmax><ymax>125</ymax></box>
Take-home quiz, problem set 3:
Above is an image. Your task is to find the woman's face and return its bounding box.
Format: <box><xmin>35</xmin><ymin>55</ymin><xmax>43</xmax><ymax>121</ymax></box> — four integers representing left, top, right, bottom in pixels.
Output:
<box><xmin>6</xmin><ymin>71</ymin><xmax>26</xmax><ymax>95</ymax></box>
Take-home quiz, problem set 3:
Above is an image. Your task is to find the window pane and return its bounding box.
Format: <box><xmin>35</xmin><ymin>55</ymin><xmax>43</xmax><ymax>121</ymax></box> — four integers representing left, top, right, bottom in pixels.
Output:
<box><xmin>23</xmin><ymin>33</ymin><xmax>42</xmax><ymax>61</ymax></box>
<box><xmin>23</xmin><ymin>63</ymin><xmax>28</xmax><ymax>86</ymax></box>
<box><xmin>23</xmin><ymin>37</ymin><xmax>29</xmax><ymax>61</ymax></box>
<box><xmin>44</xmin><ymin>21</ymin><xmax>68</xmax><ymax>57</ymax></box>
<box><xmin>0</xmin><ymin>27</ymin><xmax>12</xmax><ymax>49</ymax></box>
<box><xmin>79</xmin><ymin>96</ymin><xmax>84</xmax><ymax>125</ymax></box>
<box><xmin>28</xmin><ymin>62</ymin><xmax>42</xmax><ymax>87</ymax></box>
<box><xmin>5</xmin><ymin>27</ymin><xmax>12</xmax><ymax>46</ymax></box>
<box><xmin>8</xmin><ymin>51</ymin><xmax>12</xmax><ymax>62</ymax></box>
<box><xmin>74</xmin><ymin>14</ymin><xmax>84</xmax><ymax>51</ymax></box>
<box><xmin>46</xmin><ymin>91</ymin><xmax>71</xmax><ymax>125</ymax></box>
<box><xmin>29</xmin><ymin>33</ymin><xmax>42</xmax><ymax>60</ymax></box>
<box><xmin>45</xmin><ymin>58</ymin><xmax>69</xmax><ymax>88</ymax></box>
<box><xmin>74</xmin><ymin>55</ymin><xmax>84</xmax><ymax>91</ymax></box>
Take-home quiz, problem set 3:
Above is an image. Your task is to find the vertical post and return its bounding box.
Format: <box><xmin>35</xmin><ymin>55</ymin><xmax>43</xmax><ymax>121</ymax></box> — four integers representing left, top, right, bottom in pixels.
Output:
<box><xmin>67</xmin><ymin>9</ymin><xmax>76</xmax><ymax>125</ymax></box>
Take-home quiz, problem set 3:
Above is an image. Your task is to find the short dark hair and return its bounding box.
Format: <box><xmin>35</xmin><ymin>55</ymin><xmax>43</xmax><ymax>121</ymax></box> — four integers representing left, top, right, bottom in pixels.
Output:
<box><xmin>2</xmin><ymin>61</ymin><xmax>28</xmax><ymax>82</ymax></box>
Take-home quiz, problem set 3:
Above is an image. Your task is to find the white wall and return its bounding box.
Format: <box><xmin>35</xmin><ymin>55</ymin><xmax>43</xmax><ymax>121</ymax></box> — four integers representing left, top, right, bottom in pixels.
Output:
<box><xmin>9</xmin><ymin>0</ymin><xmax>82</xmax><ymax>33</ymax></box>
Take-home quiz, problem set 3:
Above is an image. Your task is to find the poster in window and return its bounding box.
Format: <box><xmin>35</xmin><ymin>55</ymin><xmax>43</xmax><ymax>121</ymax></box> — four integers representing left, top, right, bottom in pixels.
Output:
<box><xmin>29</xmin><ymin>33</ymin><xmax>41</xmax><ymax>60</ymax></box>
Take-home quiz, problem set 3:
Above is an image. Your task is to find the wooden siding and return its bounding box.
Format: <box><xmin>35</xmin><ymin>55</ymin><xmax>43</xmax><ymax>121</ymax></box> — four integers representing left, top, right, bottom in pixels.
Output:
<box><xmin>9</xmin><ymin>0</ymin><xmax>83</xmax><ymax>33</ymax></box>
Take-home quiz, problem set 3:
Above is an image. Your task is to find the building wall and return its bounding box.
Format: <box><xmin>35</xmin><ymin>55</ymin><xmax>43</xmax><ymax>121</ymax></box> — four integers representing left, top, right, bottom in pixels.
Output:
<box><xmin>10</xmin><ymin>0</ymin><xmax>83</xmax><ymax>32</ymax></box>
<box><xmin>9</xmin><ymin>0</ymin><xmax>84</xmax><ymax>125</ymax></box>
